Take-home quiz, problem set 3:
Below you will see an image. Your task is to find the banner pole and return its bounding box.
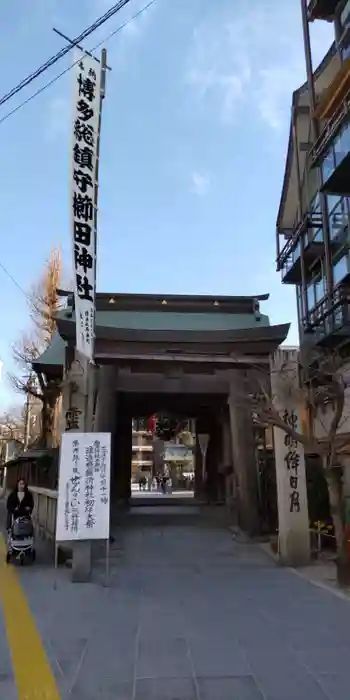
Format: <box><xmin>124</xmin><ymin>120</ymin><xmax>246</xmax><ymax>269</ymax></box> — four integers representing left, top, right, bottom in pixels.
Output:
<box><xmin>104</xmin><ymin>536</ymin><xmax>110</xmax><ymax>588</ymax></box>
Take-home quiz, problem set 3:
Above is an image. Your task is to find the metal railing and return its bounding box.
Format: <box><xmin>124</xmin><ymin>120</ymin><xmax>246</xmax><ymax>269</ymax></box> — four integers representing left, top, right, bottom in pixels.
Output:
<box><xmin>303</xmin><ymin>285</ymin><xmax>350</xmax><ymax>334</ymax></box>
<box><xmin>277</xmin><ymin>213</ymin><xmax>323</xmax><ymax>272</ymax></box>
<box><xmin>309</xmin><ymin>91</ymin><xmax>350</xmax><ymax>166</ymax></box>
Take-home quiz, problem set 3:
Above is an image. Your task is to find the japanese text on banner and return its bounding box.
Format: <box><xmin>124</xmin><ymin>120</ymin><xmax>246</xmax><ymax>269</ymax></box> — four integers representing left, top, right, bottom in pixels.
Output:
<box><xmin>71</xmin><ymin>55</ymin><xmax>101</xmax><ymax>360</ymax></box>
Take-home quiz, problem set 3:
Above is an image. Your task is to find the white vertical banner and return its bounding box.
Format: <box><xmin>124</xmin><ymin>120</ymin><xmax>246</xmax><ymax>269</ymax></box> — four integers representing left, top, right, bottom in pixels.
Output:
<box><xmin>56</xmin><ymin>432</ymin><xmax>111</xmax><ymax>542</ymax></box>
<box><xmin>270</xmin><ymin>348</ymin><xmax>310</xmax><ymax>566</ymax></box>
<box><xmin>71</xmin><ymin>53</ymin><xmax>102</xmax><ymax>360</ymax></box>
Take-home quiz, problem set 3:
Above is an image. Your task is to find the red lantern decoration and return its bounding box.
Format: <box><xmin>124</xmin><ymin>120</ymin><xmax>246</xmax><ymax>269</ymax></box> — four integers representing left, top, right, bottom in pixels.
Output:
<box><xmin>147</xmin><ymin>415</ymin><xmax>157</xmax><ymax>434</ymax></box>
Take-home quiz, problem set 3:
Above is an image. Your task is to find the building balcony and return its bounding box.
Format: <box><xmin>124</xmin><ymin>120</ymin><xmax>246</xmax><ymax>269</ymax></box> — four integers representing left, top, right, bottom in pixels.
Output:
<box><xmin>303</xmin><ymin>285</ymin><xmax>350</xmax><ymax>347</ymax></box>
<box><xmin>313</xmin><ymin>56</ymin><xmax>350</xmax><ymax>123</ymax></box>
<box><xmin>309</xmin><ymin>92</ymin><xmax>350</xmax><ymax>168</ymax></box>
<box><xmin>131</xmin><ymin>459</ymin><xmax>153</xmax><ymax>473</ymax></box>
<box><xmin>131</xmin><ymin>444</ymin><xmax>153</xmax><ymax>452</ymax></box>
<box><xmin>322</xmin><ymin>121</ymin><xmax>350</xmax><ymax>195</ymax></box>
<box><xmin>277</xmin><ymin>213</ymin><xmax>324</xmax><ymax>284</ymax></box>
<box><xmin>307</xmin><ymin>0</ymin><xmax>339</xmax><ymax>21</ymax></box>
<box><xmin>310</xmin><ymin>105</ymin><xmax>350</xmax><ymax>196</ymax></box>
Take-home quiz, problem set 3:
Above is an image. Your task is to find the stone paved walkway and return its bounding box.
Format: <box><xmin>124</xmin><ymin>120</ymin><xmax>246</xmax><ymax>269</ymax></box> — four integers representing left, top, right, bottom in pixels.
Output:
<box><xmin>2</xmin><ymin>504</ymin><xmax>350</xmax><ymax>698</ymax></box>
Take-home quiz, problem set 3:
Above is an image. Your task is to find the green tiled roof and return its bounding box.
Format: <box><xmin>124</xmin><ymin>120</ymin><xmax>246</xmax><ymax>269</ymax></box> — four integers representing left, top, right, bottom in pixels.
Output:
<box><xmin>58</xmin><ymin>310</ymin><xmax>270</xmax><ymax>332</ymax></box>
<box><xmin>37</xmin><ymin>310</ymin><xmax>271</xmax><ymax>370</ymax></box>
<box><xmin>32</xmin><ymin>331</ymin><xmax>66</xmax><ymax>369</ymax></box>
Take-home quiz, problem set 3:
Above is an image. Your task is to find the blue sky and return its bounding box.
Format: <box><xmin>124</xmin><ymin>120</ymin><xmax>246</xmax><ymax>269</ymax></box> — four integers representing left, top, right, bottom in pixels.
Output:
<box><xmin>0</xmin><ymin>0</ymin><xmax>333</xmax><ymax>411</ymax></box>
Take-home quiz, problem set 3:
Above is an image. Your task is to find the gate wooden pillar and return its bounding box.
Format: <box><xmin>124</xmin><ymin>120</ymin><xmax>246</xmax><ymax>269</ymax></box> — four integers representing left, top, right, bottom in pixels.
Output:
<box><xmin>114</xmin><ymin>397</ymin><xmax>132</xmax><ymax>504</ymax></box>
<box><xmin>228</xmin><ymin>371</ymin><xmax>260</xmax><ymax>536</ymax></box>
<box><xmin>195</xmin><ymin>413</ymin><xmax>221</xmax><ymax>501</ymax></box>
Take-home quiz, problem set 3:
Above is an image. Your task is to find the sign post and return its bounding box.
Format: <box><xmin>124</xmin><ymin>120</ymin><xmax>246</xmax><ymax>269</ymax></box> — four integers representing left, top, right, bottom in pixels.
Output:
<box><xmin>56</xmin><ymin>432</ymin><xmax>111</xmax><ymax>584</ymax></box>
<box><xmin>64</xmin><ymin>47</ymin><xmax>108</xmax><ymax>581</ymax></box>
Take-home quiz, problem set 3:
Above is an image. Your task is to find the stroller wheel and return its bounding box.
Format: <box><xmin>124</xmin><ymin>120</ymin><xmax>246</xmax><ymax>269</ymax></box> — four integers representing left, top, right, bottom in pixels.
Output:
<box><xmin>5</xmin><ymin>552</ymin><xmax>11</xmax><ymax>564</ymax></box>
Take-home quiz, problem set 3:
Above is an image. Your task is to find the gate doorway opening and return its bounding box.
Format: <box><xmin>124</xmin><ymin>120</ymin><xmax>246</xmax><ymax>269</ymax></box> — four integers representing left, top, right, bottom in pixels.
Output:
<box><xmin>112</xmin><ymin>392</ymin><xmax>228</xmax><ymax>511</ymax></box>
<box><xmin>131</xmin><ymin>415</ymin><xmax>195</xmax><ymax>503</ymax></box>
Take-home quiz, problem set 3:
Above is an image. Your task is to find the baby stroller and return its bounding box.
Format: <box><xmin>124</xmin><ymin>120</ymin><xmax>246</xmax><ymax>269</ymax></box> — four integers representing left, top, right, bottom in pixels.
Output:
<box><xmin>6</xmin><ymin>512</ymin><xmax>36</xmax><ymax>565</ymax></box>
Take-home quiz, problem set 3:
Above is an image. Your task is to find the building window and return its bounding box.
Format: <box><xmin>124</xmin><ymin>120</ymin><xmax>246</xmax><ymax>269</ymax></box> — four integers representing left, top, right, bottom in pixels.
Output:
<box><xmin>322</xmin><ymin>148</ymin><xmax>335</xmax><ymax>185</ymax></box>
<box><xmin>314</xmin><ymin>277</ymin><xmax>325</xmax><ymax>304</ymax></box>
<box><xmin>328</xmin><ymin>196</ymin><xmax>349</xmax><ymax>240</ymax></box>
<box><xmin>341</xmin><ymin>0</ymin><xmax>350</xmax><ymax>25</ymax></box>
<box><xmin>306</xmin><ymin>273</ymin><xmax>326</xmax><ymax>313</ymax></box>
<box><xmin>333</xmin><ymin>253</ymin><xmax>349</xmax><ymax>286</ymax></box>
<box><xmin>334</xmin><ymin>124</ymin><xmax>350</xmax><ymax>170</ymax></box>
<box><xmin>312</xmin><ymin>227</ymin><xmax>323</xmax><ymax>243</ymax></box>
<box><xmin>310</xmin><ymin>192</ymin><xmax>320</xmax><ymax>214</ymax></box>
<box><xmin>321</xmin><ymin>123</ymin><xmax>350</xmax><ymax>186</ymax></box>
<box><xmin>296</xmin><ymin>286</ymin><xmax>304</xmax><ymax>320</ymax></box>
<box><xmin>306</xmin><ymin>192</ymin><xmax>323</xmax><ymax>243</ymax></box>
<box><xmin>307</xmin><ymin>282</ymin><xmax>315</xmax><ymax>311</ymax></box>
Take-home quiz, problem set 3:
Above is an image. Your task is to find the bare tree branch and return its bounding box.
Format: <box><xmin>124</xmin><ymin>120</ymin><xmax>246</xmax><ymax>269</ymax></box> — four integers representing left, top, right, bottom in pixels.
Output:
<box><xmin>7</xmin><ymin>249</ymin><xmax>64</xmax><ymax>448</ymax></box>
<box><xmin>234</xmin><ymin>347</ymin><xmax>350</xmax><ymax>567</ymax></box>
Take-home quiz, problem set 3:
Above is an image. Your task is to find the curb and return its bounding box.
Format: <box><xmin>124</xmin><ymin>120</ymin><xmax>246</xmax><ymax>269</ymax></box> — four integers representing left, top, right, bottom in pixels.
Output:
<box><xmin>289</xmin><ymin>566</ymin><xmax>350</xmax><ymax>603</ymax></box>
<box><xmin>259</xmin><ymin>541</ymin><xmax>350</xmax><ymax>603</ymax></box>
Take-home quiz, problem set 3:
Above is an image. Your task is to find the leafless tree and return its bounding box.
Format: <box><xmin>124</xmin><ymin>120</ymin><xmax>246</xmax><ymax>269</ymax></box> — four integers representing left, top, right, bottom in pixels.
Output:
<box><xmin>10</xmin><ymin>249</ymin><xmax>64</xmax><ymax>449</ymax></box>
<box><xmin>0</xmin><ymin>406</ymin><xmax>25</xmax><ymax>443</ymax></box>
<box><xmin>238</xmin><ymin>348</ymin><xmax>350</xmax><ymax>584</ymax></box>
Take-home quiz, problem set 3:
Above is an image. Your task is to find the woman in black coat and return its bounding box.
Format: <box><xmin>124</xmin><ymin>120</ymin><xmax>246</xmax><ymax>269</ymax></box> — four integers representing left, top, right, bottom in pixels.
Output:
<box><xmin>6</xmin><ymin>478</ymin><xmax>34</xmax><ymax>530</ymax></box>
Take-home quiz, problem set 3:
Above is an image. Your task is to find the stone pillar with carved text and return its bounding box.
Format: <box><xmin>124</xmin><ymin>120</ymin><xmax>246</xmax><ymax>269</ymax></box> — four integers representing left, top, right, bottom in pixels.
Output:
<box><xmin>63</xmin><ymin>349</ymin><xmax>93</xmax><ymax>582</ymax></box>
<box><xmin>271</xmin><ymin>348</ymin><xmax>310</xmax><ymax>566</ymax></box>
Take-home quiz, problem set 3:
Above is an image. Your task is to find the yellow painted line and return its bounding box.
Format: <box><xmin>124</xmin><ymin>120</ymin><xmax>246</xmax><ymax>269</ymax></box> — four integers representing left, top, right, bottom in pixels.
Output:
<box><xmin>0</xmin><ymin>534</ymin><xmax>61</xmax><ymax>699</ymax></box>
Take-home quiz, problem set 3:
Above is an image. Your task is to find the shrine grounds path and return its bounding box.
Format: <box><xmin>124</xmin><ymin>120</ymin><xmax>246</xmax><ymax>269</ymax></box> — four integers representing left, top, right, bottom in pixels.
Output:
<box><xmin>2</xmin><ymin>502</ymin><xmax>350</xmax><ymax>699</ymax></box>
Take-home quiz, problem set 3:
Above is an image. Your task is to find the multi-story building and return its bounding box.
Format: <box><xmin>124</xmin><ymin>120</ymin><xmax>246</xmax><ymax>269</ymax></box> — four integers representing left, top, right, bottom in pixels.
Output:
<box><xmin>277</xmin><ymin>0</ymin><xmax>350</xmax><ymax>350</ymax></box>
<box><xmin>131</xmin><ymin>418</ymin><xmax>196</xmax><ymax>480</ymax></box>
<box><xmin>131</xmin><ymin>419</ymin><xmax>154</xmax><ymax>478</ymax></box>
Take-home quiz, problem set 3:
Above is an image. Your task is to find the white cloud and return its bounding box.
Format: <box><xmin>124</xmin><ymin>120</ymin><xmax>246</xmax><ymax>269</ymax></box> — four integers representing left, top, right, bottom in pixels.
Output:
<box><xmin>190</xmin><ymin>171</ymin><xmax>211</xmax><ymax>196</ymax></box>
<box><xmin>45</xmin><ymin>95</ymin><xmax>70</xmax><ymax>141</ymax></box>
<box><xmin>91</xmin><ymin>0</ymin><xmax>155</xmax><ymax>62</ymax></box>
<box><xmin>185</xmin><ymin>3</ymin><xmax>333</xmax><ymax>131</ymax></box>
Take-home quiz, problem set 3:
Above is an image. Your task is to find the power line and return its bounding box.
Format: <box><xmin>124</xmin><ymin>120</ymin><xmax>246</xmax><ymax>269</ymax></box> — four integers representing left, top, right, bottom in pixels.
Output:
<box><xmin>0</xmin><ymin>261</ymin><xmax>32</xmax><ymax>302</ymax></box>
<box><xmin>0</xmin><ymin>0</ymin><xmax>156</xmax><ymax>304</ymax></box>
<box><xmin>0</xmin><ymin>0</ymin><xmax>156</xmax><ymax>126</ymax></box>
<box><xmin>0</xmin><ymin>0</ymin><xmax>133</xmax><ymax>109</ymax></box>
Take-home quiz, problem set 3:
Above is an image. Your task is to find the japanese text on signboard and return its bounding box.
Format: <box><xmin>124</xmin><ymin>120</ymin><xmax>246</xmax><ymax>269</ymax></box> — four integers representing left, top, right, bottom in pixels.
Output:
<box><xmin>56</xmin><ymin>432</ymin><xmax>111</xmax><ymax>542</ymax></box>
<box><xmin>71</xmin><ymin>55</ymin><xmax>101</xmax><ymax>360</ymax></box>
<box><xmin>282</xmin><ymin>409</ymin><xmax>301</xmax><ymax>514</ymax></box>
